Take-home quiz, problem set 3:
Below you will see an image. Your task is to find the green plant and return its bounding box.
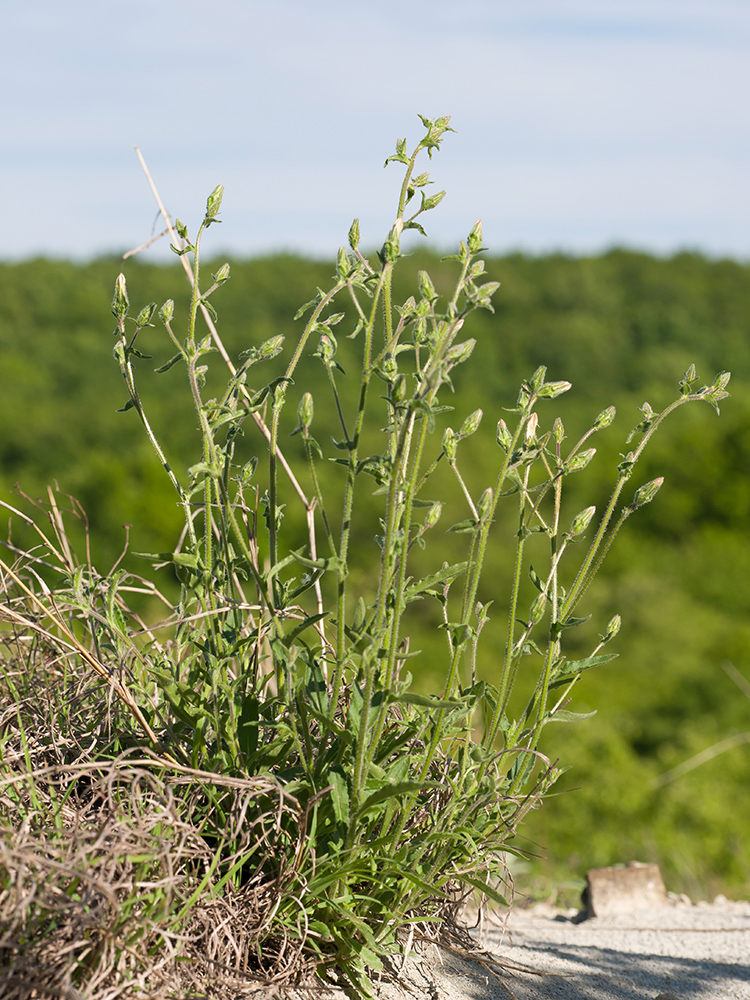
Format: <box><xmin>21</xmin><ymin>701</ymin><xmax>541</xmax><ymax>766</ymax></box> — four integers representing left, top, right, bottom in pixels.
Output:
<box><xmin>0</xmin><ymin>115</ymin><xmax>731</xmax><ymax>996</ymax></box>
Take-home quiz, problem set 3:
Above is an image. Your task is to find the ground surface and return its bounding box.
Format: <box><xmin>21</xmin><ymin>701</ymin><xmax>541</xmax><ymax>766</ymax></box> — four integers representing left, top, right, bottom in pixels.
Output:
<box><xmin>311</xmin><ymin>897</ymin><xmax>750</xmax><ymax>1000</ymax></box>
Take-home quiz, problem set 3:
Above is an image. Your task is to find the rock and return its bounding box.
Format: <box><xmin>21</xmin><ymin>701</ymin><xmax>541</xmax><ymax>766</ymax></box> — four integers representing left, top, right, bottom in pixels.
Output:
<box><xmin>581</xmin><ymin>861</ymin><xmax>667</xmax><ymax>918</ymax></box>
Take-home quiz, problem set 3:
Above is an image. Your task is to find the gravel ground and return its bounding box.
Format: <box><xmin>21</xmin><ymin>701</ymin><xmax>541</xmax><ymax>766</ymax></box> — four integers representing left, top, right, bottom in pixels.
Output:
<box><xmin>352</xmin><ymin>897</ymin><xmax>750</xmax><ymax>1000</ymax></box>
<box><xmin>421</xmin><ymin>897</ymin><xmax>750</xmax><ymax>1000</ymax></box>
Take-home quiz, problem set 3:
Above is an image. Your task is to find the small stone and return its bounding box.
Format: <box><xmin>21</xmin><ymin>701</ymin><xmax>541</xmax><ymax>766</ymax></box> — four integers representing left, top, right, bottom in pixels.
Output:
<box><xmin>581</xmin><ymin>861</ymin><xmax>667</xmax><ymax>918</ymax></box>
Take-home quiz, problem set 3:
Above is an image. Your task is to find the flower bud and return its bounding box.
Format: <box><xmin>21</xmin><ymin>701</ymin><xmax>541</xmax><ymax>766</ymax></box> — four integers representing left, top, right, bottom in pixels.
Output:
<box><xmin>111</xmin><ymin>273</ymin><xmax>129</xmax><ymax>320</ymax></box>
<box><xmin>336</xmin><ymin>247</ymin><xmax>350</xmax><ymax>279</ymax></box>
<box><xmin>525</xmin><ymin>412</ymin><xmax>539</xmax><ymax>443</ymax></box>
<box><xmin>214</xmin><ymin>262</ymin><xmax>231</xmax><ymax>285</ymax></box>
<box><xmin>477</xmin><ymin>487</ymin><xmax>494</xmax><ymax>522</ymax></box>
<box><xmin>442</xmin><ymin>427</ymin><xmax>457</xmax><ymax>463</ymax></box>
<box><xmin>467</xmin><ymin>220</ymin><xmax>483</xmax><ymax>254</ymax></box>
<box><xmin>298</xmin><ymin>392</ymin><xmax>314</xmax><ymax>430</ymax></box>
<box><xmin>568</xmin><ymin>505</ymin><xmax>596</xmax><ymax>538</ymax></box>
<box><xmin>553</xmin><ymin>417</ymin><xmax>565</xmax><ymax>443</ymax></box>
<box><xmin>260</xmin><ymin>335</ymin><xmax>284</xmax><ymax>359</ymax></box>
<box><xmin>159</xmin><ymin>299</ymin><xmax>174</xmax><ymax>324</ymax></box>
<box><xmin>423</xmin><ymin>501</ymin><xmax>443</xmax><ymax>530</ymax></box>
<box><xmin>593</xmin><ymin>405</ymin><xmax>616</xmax><ymax>430</ymax></box>
<box><xmin>566</xmin><ymin>447</ymin><xmax>596</xmax><ymax>473</ymax></box>
<box><xmin>605</xmin><ymin>614</ymin><xmax>621</xmax><ymax>640</ymax></box>
<box><xmin>459</xmin><ymin>408</ymin><xmax>483</xmax><ymax>438</ymax></box>
<box><xmin>444</xmin><ymin>338</ymin><xmax>476</xmax><ymax>366</ymax></box>
<box><xmin>537</xmin><ymin>380</ymin><xmax>572</xmax><ymax>399</ymax></box>
<box><xmin>496</xmin><ymin>419</ymin><xmax>512</xmax><ymax>451</ymax></box>
<box><xmin>631</xmin><ymin>477</ymin><xmax>664</xmax><ymax>508</ymax></box>
<box><xmin>205</xmin><ymin>184</ymin><xmax>224</xmax><ymax>221</ymax></box>
<box><xmin>529</xmin><ymin>592</ymin><xmax>547</xmax><ymax>625</ymax></box>
<box><xmin>348</xmin><ymin>218</ymin><xmax>360</xmax><ymax>250</ymax></box>
<box><xmin>418</xmin><ymin>269</ymin><xmax>437</xmax><ymax>301</ymax></box>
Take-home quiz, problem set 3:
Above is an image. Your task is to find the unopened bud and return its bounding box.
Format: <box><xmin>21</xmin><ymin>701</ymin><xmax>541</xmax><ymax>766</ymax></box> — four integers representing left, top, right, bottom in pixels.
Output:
<box><xmin>336</xmin><ymin>246</ymin><xmax>350</xmax><ymax>279</ymax></box>
<box><xmin>442</xmin><ymin>427</ymin><xmax>457</xmax><ymax>463</ymax></box>
<box><xmin>553</xmin><ymin>417</ymin><xmax>565</xmax><ymax>443</ymax></box>
<box><xmin>260</xmin><ymin>335</ymin><xmax>284</xmax><ymax>359</ymax></box>
<box><xmin>593</xmin><ymin>405</ymin><xmax>616</xmax><ymax>430</ymax></box>
<box><xmin>205</xmin><ymin>184</ymin><xmax>224</xmax><ymax>221</ymax></box>
<box><xmin>477</xmin><ymin>487</ymin><xmax>494</xmax><ymax>522</ymax></box>
<box><xmin>631</xmin><ymin>477</ymin><xmax>664</xmax><ymax>508</ymax></box>
<box><xmin>112</xmin><ymin>273</ymin><xmax>129</xmax><ymax>320</ymax></box>
<box><xmin>159</xmin><ymin>299</ymin><xmax>174</xmax><ymax>324</ymax></box>
<box><xmin>214</xmin><ymin>262</ymin><xmax>231</xmax><ymax>285</ymax></box>
<box><xmin>467</xmin><ymin>220</ymin><xmax>483</xmax><ymax>254</ymax></box>
<box><xmin>529</xmin><ymin>592</ymin><xmax>547</xmax><ymax>625</ymax></box>
<box><xmin>605</xmin><ymin>614</ymin><xmax>621</xmax><ymax>640</ymax></box>
<box><xmin>496</xmin><ymin>419</ymin><xmax>512</xmax><ymax>451</ymax></box>
<box><xmin>566</xmin><ymin>447</ymin><xmax>596</xmax><ymax>473</ymax></box>
<box><xmin>418</xmin><ymin>269</ymin><xmax>437</xmax><ymax>301</ymax></box>
<box><xmin>525</xmin><ymin>412</ymin><xmax>539</xmax><ymax>443</ymax></box>
<box><xmin>569</xmin><ymin>505</ymin><xmax>596</xmax><ymax>538</ymax></box>
<box><xmin>459</xmin><ymin>408</ymin><xmax>483</xmax><ymax>438</ymax></box>
<box><xmin>423</xmin><ymin>501</ymin><xmax>443</xmax><ymax>530</ymax></box>
<box><xmin>537</xmin><ymin>380</ymin><xmax>572</xmax><ymax>399</ymax></box>
<box><xmin>348</xmin><ymin>218</ymin><xmax>361</xmax><ymax>250</ymax></box>
<box><xmin>298</xmin><ymin>392</ymin><xmax>314</xmax><ymax>430</ymax></box>
<box><xmin>444</xmin><ymin>338</ymin><xmax>476</xmax><ymax>366</ymax></box>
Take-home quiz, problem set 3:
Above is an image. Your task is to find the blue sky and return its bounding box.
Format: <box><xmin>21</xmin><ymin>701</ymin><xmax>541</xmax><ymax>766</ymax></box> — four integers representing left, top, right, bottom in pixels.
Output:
<box><xmin>2</xmin><ymin>0</ymin><xmax>749</xmax><ymax>261</ymax></box>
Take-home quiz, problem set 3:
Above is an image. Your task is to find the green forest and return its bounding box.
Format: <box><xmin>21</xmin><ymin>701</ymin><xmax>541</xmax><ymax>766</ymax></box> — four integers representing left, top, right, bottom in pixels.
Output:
<box><xmin>2</xmin><ymin>247</ymin><xmax>749</xmax><ymax>902</ymax></box>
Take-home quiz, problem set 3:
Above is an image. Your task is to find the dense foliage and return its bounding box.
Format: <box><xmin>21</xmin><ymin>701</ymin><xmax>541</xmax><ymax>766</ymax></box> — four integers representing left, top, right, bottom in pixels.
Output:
<box><xmin>2</xmin><ymin>244</ymin><xmax>748</xmax><ymax>902</ymax></box>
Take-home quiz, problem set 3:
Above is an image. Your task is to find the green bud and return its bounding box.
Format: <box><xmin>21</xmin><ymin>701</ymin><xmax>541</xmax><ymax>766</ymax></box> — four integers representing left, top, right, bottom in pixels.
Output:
<box><xmin>593</xmin><ymin>405</ymin><xmax>616</xmax><ymax>430</ymax></box>
<box><xmin>159</xmin><ymin>299</ymin><xmax>174</xmax><ymax>324</ymax></box>
<box><xmin>381</xmin><ymin>220</ymin><xmax>402</xmax><ymax>263</ymax></box>
<box><xmin>421</xmin><ymin>189</ymin><xmax>446</xmax><ymax>212</ymax></box>
<box><xmin>530</xmin><ymin>366</ymin><xmax>547</xmax><ymax>392</ymax></box>
<box><xmin>392</xmin><ymin>373</ymin><xmax>407</xmax><ymax>404</ymax></box>
<box><xmin>469</xmin><ymin>259</ymin><xmax>486</xmax><ymax>278</ymax></box>
<box><xmin>135</xmin><ymin>302</ymin><xmax>157</xmax><ymax>327</ymax></box>
<box><xmin>348</xmin><ymin>218</ymin><xmax>360</xmax><ymax>250</ymax></box>
<box><xmin>459</xmin><ymin>408</ymin><xmax>483</xmax><ymax>438</ymax></box>
<box><xmin>444</xmin><ymin>338</ymin><xmax>476</xmax><ymax>366</ymax></box>
<box><xmin>175</xmin><ymin>219</ymin><xmax>188</xmax><ymax>240</ymax></box>
<box><xmin>496</xmin><ymin>419</ymin><xmax>512</xmax><ymax>451</ymax></box>
<box><xmin>315</xmin><ymin>332</ymin><xmax>337</xmax><ymax>363</ymax></box>
<box><xmin>418</xmin><ymin>269</ymin><xmax>437</xmax><ymax>301</ymax></box>
<box><xmin>214</xmin><ymin>262</ymin><xmax>231</xmax><ymax>285</ymax></box>
<box><xmin>525</xmin><ymin>412</ymin><xmax>539</xmax><ymax>443</ymax></box>
<box><xmin>537</xmin><ymin>380</ymin><xmax>572</xmax><ymax>399</ymax></box>
<box><xmin>553</xmin><ymin>417</ymin><xmax>565</xmax><ymax>443</ymax></box>
<box><xmin>298</xmin><ymin>392</ymin><xmax>314</xmax><ymax>430</ymax></box>
<box><xmin>423</xmin><ymin>501</ymin><xmax>443</xmax><ymax>530</ymax></box>
<box><xmin>260</xmin><ymin>335</ymin><xmax>284</xmax><ymax>359</ymax></box>
<box><xmin>529</xmin><ymin>592</ymin><xmax>547</xmax><ymax>625</ymax></box>
<box><xmin>477</xmin><ymin>487</ymin><xmax>494</xmax><ymax>522</ymax></box>
<box><xmin>205</xmin><ymin>184</ymin><xmax>224</xmax><ymax>221</ymax></box>
<box><xmin>467</xmin><ymin>220</ymin><xmax>483</xmax><ymax>254</ymax></box>
<box><xmin>111</xmin><ymin>273</ymin><xmax>129</xmax><ymax>321</ymax></box>
<box><xmin>442</xmin><ymin>427</ymin><xmax>457</xmax><ymax>463</ymax></box>
<box><xmin>604</xmin><ymin>614</ymin><xmax>621</xmax><ymax>640</ymax></box>
<box><xmin>631</xmin><ymin>476</ymin><xmax>664</xmax><ymax>508</ymax></box>
<box><xmin>569</xmin><ymin>505</ymin><xmax>596</xmax><ymax>538</ymax></box>
<box><xmin>713</xmin><ymin>370</ymin><xmax>731</xmax><ymax>392</ymax></box>
<box><xmin>336</xmin><ymin>246</ymin><xmax>350</xmax><ymax>279</ymax></box>
<box><xmin>566</xmin><ymin>447</ymin><xmax>597</xmax><ymax>473</ymax></box>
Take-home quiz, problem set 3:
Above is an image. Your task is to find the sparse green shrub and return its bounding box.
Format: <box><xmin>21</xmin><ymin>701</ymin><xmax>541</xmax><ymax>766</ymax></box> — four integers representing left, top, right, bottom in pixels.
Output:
<box><xmin>0</xmin><ymin>116</ymin><xmax>730</xmax><ymax>996</ymax></box>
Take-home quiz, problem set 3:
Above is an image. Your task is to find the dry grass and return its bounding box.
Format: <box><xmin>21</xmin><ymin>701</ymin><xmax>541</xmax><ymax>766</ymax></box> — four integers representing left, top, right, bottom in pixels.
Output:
<box><xmin>0</xmin><ymin>642</ymin><xmax>330</xmax><ymax>999</ymax></box>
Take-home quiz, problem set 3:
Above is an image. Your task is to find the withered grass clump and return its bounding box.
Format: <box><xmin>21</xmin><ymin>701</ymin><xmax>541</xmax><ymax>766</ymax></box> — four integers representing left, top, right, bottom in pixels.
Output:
<box><xmin>0</xmin><ymin>116</ymin><xmax>729</xmax><ymax>996</ymax></box>
<box><xmin>0</xmin><ymin>652</ymin><xmax>325</xmax><ymax>998</ymax></box>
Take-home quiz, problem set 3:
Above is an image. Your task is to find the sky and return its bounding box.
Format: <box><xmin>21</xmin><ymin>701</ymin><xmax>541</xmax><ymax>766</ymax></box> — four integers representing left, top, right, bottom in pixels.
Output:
<box><xmin>2</xmin><ymin>0</ymin><xmax>749</xmax><ymax>262</ymax></box>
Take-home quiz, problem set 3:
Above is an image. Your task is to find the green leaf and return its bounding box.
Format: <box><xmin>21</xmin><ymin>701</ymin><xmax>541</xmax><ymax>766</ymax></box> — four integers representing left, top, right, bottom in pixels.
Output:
<box><xmin>403</xmin><ymin>562</ymin><xmax>467</xmax><ymax>602</ymax></box>
<box><xmin>356</xmin><ymin>780</ymin><xmax>443</xmax><ymax>818</ymax></box>
<box><xmin>547</xmin><ymin>709</ymin><xmax>597</xmax><ymax>723</ymax></box>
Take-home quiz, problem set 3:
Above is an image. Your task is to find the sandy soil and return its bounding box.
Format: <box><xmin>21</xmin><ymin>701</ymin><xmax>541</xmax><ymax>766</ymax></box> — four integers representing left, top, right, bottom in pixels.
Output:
<box><xmin>312</xmin><ymin>897</ymin><xmax>750</xmax><ymax>1000</ymax></box>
